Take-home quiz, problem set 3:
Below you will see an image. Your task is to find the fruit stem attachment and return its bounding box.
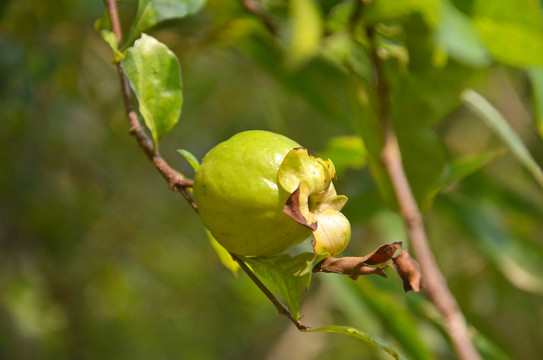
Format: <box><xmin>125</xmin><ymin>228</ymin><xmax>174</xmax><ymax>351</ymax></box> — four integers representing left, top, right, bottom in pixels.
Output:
<box><xmin>104</xmin><ymin>0</ymin><xmax>197</xmax><ymax>211</ymax></box>
<box><xmin>231</xmin><ymin>254</ymin><xmax>309</xmax><ymax>330</ymax></box>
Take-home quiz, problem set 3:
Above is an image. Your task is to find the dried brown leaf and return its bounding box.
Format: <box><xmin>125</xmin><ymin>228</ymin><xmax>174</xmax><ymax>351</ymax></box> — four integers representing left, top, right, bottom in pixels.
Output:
<box><xmin>312</xmin><ymin>242</ymin><xmax>403</xmax><ymax>279</ymax></box>
<box><xmin>313</xmin><ymin>257</ymin><xmax>388</xmax><ymax>279</ymax></box>
<box><xmin>391</xmin><ymin>250</ymin><xmax>422</xmax><ymax>292</ymax></box>
<box><xmin>361</xmin><ymin>242</ymin><xmax>403</xmax><ymax>265</ymax></box>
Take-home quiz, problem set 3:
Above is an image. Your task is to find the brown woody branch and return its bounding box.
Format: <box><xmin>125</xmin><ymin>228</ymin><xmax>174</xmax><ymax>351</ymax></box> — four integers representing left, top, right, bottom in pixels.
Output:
<box><xmin>104</xmin><ymin>0</ymin><xmax>197</xmax><ymax>211</ymax></box>
<box><xmin>366</xmin><ymin>27</ymin><xmax>481</xmax><ymax>360</ymax></box>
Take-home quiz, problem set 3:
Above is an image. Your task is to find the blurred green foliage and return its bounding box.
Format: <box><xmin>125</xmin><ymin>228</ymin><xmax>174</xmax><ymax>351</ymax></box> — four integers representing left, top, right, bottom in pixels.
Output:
<box><xmin>1</xmin><ymin>0</ymin><xmax>543</xmax><ymax>359</ymax></box>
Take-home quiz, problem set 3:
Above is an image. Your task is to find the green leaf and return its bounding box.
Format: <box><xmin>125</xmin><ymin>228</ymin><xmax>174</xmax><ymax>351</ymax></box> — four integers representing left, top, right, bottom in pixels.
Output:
<box><xmin>121</xmin><ymin>34</ymin><xmax>183</xmax><ymax>146</ymax></box>
<box><xmin>241</xmin><ymin>252</ymin><xmax>329</xmax><ymax>319</ymax></box>
<box><xmin>451</xmin><ymin>199</ymin><xmax>543</xmax><ymax>295</ymax></box>
<box><xmin>94</xmin><ymin>10</ymin><xmax>112</xmax><ymax>32</ymax></box>
<box><xmin>472</xmin><ymin>0</ymin><xmax>543</xmax><ymax>67</ymax></box>
<box><xmin>304</xmin><ymin>325</ymin><xmax>407</xmax><ymax>360</ymax></box>
<box><xmin>318</xmin><ymin>135</ymin><xmax>367</xmax><ymax>176</ymax></box>
<box><xmin>529</xmin><ymin>67</ymin><xmax>543</xmax><ymax>138</ymax></box>
<box><xmin>426</xmin><ymin>148</ymin><xmax>505</xmax><ymax>202</ymax></box>
<box><xmin>391</xmin><ymin>63</ymin><xmax>477</xmax><ymax>127</ymax></box>
<box><xmin>395</xmin><ymin>124</ymin><xmax>448</xmax><ymax>211</ymax></box>
<box><xmin>363</xmin><ymin>0</ymin><xmax>439</xmax><ymax>26</ymax></box>
<box><xmin>287</xmin><ymin>0</ymin><xmax>323</xmax><ymax>68</ymax></box>
<box><xmin>461</xmin><ymin>89</ymin><xmax>543</xmax><ymax>189</ymax></box>
<box><xmin>442</xmin><ymin>149</ymin><xmax>505</xmax><ymax>187</ymax></box>
<box><xmin>324</xmin><ymin>275</ymin><xmax>434</xmax><ymax>360</ymax></box>
<box><xmin>437</xmin><ymin>0</ymin><xmax>490</xmax><ymax>67</ymax></box>
<box><xmin>473</xmin><ymin>18</ymin><xmax>543</xmax><ymax>67</ymax></box>
<box><xmin>206</xmin><ymin>229</ymin><xmax>239</xmax><ymax>276</ymax></box>
<box><xmin>125</xmin><ymin>0</ymin><xmax>206</xmax><ymax>47</ymax></box>
<box><xmin>100</xmin><ymin>30</ymin><xmax>125</xmax><ymax>62</ymax></box>
<box><xmin>177</xmin><ymin>149</ymin><xmax>200</xmax><ymax>172</ymax></box>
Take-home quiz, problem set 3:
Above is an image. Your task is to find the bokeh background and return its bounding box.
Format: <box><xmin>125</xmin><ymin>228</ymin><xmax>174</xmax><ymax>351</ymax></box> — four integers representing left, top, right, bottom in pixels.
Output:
<box><xmin>1</xmin><ymin>0</ymin><xmax>543</xmax><ymax>359</ymax></box>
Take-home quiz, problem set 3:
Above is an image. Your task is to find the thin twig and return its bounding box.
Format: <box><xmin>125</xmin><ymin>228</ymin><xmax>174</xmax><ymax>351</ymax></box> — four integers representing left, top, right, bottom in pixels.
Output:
<box><xmin>104</xmin><ymin>0</ymin><xmax>197</xmax><ymax>211</ymax></box>
<box><xmin>104</xmin><ymin>0</ymin><xmax>302</xmax><ymax>328</ymax></box>
<box><xmin>232</xmin><ymin>255</ymin><xmax>309</xmax><ymax>330</ymax></box>
<box><xmin>239</xmin><ymin>0</ymin><xmax>278</xmax><ymax>36</ymax></box>
<box><xmin>366</xmin><ymin>27</ymin><xmax>481</xmax><ymax>360</ymax></box>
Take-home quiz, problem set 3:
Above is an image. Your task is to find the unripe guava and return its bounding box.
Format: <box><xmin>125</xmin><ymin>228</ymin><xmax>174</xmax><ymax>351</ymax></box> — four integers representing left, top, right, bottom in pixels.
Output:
<box><xmin>194</xmin><ymin>130</ymin><xmax>350</xmax><ymax>257</ymax></box>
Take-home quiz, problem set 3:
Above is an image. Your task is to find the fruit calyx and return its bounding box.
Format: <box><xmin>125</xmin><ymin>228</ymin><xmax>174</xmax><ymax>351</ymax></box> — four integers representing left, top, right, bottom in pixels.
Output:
<box><xmin>278</xmin><ymin>148</ymin><xmax>351</xmax><ymax>256</ymax></box>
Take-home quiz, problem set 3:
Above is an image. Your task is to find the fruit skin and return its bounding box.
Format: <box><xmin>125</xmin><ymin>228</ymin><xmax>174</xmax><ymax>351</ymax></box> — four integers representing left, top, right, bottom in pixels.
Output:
<box><xmin>194</xmin><ymin>130</ymin><xmax>312</xmax><ymax>256</ymax></box>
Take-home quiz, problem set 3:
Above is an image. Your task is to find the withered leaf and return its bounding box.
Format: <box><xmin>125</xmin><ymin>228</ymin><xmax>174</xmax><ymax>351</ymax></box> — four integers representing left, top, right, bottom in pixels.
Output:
<box><xmin>361</xmin><ymin>242</ymin><xmax>403</xmax><ymax>265</ymax></box>
<box><xmin>390</xmin><ymin>250</ymin><xmax>422</xmax><ymax>292</ymax></box>
<box><xmin>312</xmin><ymin>242</ymin><xmax>403</xmax><ymax>279</ymax></box>
<box><xmin>313</xmin><ymin>257</ymin><xmax>388</xmax><ymax>279</ymax></box>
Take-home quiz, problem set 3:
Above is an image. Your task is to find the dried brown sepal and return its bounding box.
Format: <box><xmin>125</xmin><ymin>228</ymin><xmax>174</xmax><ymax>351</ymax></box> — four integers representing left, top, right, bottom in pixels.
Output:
<box><xmin>390</xmin><ymin>250</ymin><xmax>422</xmax><ymax>292</ymax></box>
<box><xmin>312</xmin><ymin>242</ymin><xmax>403</xmax><ymax>279</ymax></box>
<box><xmin>360</xmin><ymin>242</ymin><xmax>403</xmax><ymax>265</ymax></box>
<box><xmin>313</xmin><ymin>257</ymin><xmax>388</xmax><ymax>279</ymax></box>
<box><xmin>284</xmin><ymin>185</ymin><xmax>318</xmax><ymax>231</ymax></box>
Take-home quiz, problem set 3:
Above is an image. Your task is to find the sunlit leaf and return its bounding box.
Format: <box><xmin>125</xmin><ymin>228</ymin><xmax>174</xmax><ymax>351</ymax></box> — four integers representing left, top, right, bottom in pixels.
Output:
<box><xmin>241</xmin><ymin>252</ymin><xmax>329</xmax><ymax>319</ymax></box>
<box><xmin>287</xmin><ymin>0</ymin><xmax>323</xmax><ymax>68</ymax></box>
<box><xmin>100</xmin><ymin>30</ymin><xmax>125</xmax><ymax>62</ymax></box>
<box><xmin>461</xmin><ymin>89</ymin><xmax>543</xmax><ymax>189</ymax></box>
<box><xmin>472</xmin><ymin>0</ymin><xmax>543</xmax><ymax>67</ymax></box>
<box><xmin>304</xmin><ymin>325</ymin><xmax>407</xmax><ymax>360</ymax></box>
<box><xmin>318</xmin><ymin>135</ymin><xmax>367</xmax><ymax>176</ymax></box>
<box><xmin>177</xmin><ymin>148</ymin><xmax>200</xmax><ymax>172</ymax></box>
<box><xmin>125</xmin><ymin>0</ymin><xmax>206</xmax><ymax>47</ymax></box>
<box><xmin>363</xmin><ymin>0</ymin><xmax>439</xmax><ymax>26</ymax></box>
<box><xmin>473</xmin><ymin>18</ymin><xmax>543</xmax><ymax>67</ymax></box>
<box><xmin>206</xmin><ymin>230</ymin><xmax>239</xmax><ymax>276</ymax></box>
<box><xmin>121</xmin><ymin>34</ymin><xmax>183</xmax><ymax>146</ymax></box>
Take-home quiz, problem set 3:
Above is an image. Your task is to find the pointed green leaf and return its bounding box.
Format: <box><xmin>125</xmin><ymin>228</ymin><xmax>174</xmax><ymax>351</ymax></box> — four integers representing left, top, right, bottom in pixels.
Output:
<box><xmin>304</xmin><ymin>325</ymin><xmax>407</xmax><ymax>360</ymax></box>
<box><xmin>241</xmin><ymin>252</ymin><xmax>329</xmax><ymax>319</ymax></box>
<box><xmin>462</xmin><ymin>89</ymin><xmax>543</xmax><ymax>189</ymax></box>
<box><xmin>426</xmin><ymin>148</ymin><xmax>505</xmax><ymax>203</ymax></box>
<box><xmin>100</xmin><ymin>30</ymin><xmax>125</xmax><ymax>62</ymax></box>
<box><xmin>529</xmin><ymin>67</ymin><xmax>543</xmax><ymax>138</ymax></box>
<box><xmin>177</xmin><ymin>149</ymin><xmax>200</xmax><ymax>172</ymax></box>
<box><xmin>121</xmin><ymin>34</ymin><xmax>183</xmax><ymax>146</ymax></box>
<box><xmin>206</xmin><ymin>229</ymin><xmax>239</xmax><ymax>276</ymax></box>
<box><xmin>442</xmin><ymin>148</ymin><xmax>505</xmax><ymax>187</ymax></box>
<box><xmin>125</xmin><ymin>0</ymin><xmax>206</xmax><ymax>47</ymax></box>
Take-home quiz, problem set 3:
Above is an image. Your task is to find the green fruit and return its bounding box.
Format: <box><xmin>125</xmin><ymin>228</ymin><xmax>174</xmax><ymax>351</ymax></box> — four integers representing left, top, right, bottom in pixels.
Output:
<box><xmin>194</xmin><ymin>130</ymin><xmax>312</xmax><ymax>256</ymax></box>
